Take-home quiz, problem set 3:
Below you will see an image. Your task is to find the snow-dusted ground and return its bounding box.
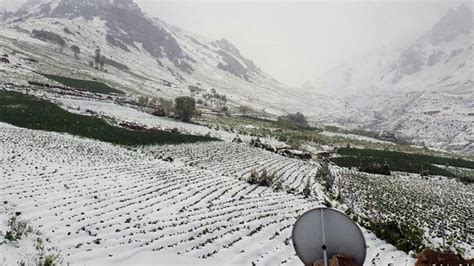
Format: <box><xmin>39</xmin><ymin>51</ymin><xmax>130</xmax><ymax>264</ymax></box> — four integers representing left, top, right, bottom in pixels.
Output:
<box><xmin>320</xmin><ymin>131</ymin><xmax>395</xmax><ymax>145</ymax></box>
<box><xmin>50</xmin><ymin>95</ymin><xmax>286</xmax><ymax>147</ymax></box>
<box><xmin>330</xmin><ymin>165</ymin><xmax>474</xmax><ymax>258</ymax></box>
<box><xmin>0</xmin><ymin>122</ymin><xmax>415</xmax><ymax>265</ymax></box>
<box><xmin>0</xmin><ymin>2</ymin><xmax>471</xmax><ymax>264</ymax></box>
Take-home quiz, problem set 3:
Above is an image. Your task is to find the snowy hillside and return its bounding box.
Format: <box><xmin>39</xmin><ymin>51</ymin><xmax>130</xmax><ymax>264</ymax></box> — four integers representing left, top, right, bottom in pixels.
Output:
<box><xmin>0</xmin><ymin>0</ymin><xmax>371</xmax><ymax>128</ymax></box>
<box><xmin>307</xmin><ymin>4</ymin><xmax>473</xmax><ymax>154</ymax></box>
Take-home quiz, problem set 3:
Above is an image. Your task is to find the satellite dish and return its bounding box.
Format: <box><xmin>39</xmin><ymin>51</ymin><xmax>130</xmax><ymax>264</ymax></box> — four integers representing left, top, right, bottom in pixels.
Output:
<box><xmin>292</xmin><ymin>208</ymin><xmax>366</xmax><ymax>266</ymax></box>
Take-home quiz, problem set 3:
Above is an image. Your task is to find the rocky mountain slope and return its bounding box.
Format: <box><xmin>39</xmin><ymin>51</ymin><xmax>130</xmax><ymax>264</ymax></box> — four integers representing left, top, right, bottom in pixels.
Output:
<box><xmin>307</xmin><ymin>4</ymin><xmax>473</xmax><ymax>154</ymax></box>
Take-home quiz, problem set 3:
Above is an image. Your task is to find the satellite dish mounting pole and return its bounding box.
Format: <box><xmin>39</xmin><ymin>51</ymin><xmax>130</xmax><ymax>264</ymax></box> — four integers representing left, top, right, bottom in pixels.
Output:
<box><xmin>292</xmin><ymin>207</ymin><xmax>367</xmax><ymax>266</ymax></box>
<box><xmin>320</xmin><ymin>209</ymin><xmax>328</xmax><ymax>266</ymax></box>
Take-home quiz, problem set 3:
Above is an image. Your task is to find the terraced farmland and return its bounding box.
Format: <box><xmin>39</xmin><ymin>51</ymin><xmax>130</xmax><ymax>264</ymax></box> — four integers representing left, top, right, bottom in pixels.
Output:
<box><xmin>0</xmin><ymin>123</ymin><xmax>414</xmax><ymax>265</ymax></box>
<box><xmin>54</xmin><ymin>96</ymin><xmax>286</xmax><ymax>146</ymax></box>
<box><xmin>149</xmin><ymin>142</ymin><xmax>322</xmax><ymax>194</ymax></box>
<box><xmin>330</xmin><ymin>166</ymin><xmax>474</xmax><ymax>255</ymax></box>
<box><xmin>0</xmin><ymin>90</ymin><xmax>216</xmax><ymax>145</ymax></box>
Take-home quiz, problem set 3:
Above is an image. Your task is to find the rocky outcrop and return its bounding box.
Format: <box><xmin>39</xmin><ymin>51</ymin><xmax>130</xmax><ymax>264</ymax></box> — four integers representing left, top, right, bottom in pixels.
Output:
<box><xmin>217</xmin><ymin>50</ymin><xmax>250</xmax><ymax>81</ymax></box>
<box><xmin>213</xmin><ymin>38</ymin><xmax>263</xmax><ymax>81</ymax></box>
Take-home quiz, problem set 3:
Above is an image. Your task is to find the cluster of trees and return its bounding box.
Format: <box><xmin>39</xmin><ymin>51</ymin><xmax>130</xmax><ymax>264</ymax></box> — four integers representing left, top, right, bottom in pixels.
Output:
<box><xmin>137</xmin><ymin>93</ymin><xmax>310</xmax><ymax>128</ymax></box>
<box><xmin>137</xmin><ymin>95</ymin><xmax>197</xmax><ymax>123</ymax></box>
<box><xmin>135</xmin><ymin>91</ymin><xmax>313</xmax><ymax>127</ymax></box>
<box><xmin>138</xmin><ymin>96</ymin><xmax>174</xmax><ymax>115</ymax></box>
<box><xmin>203</xmin><ymin>88</ymin><xmax>227</xmax><ymax>108</ymax></box>
<box><xmin>277</xmin><ymin>112</ymin><xmax>308</xmax><ymax>128</ymax></box>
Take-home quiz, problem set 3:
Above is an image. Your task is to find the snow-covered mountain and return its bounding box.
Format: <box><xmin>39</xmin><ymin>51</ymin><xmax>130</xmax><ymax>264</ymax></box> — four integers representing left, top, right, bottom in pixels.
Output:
<box><xmin>1</xmin><ymin>0</ymin><xmax>471</xmax><ymax>153</ymax></box>
<box><xmin>0</xmin><ymin>0</ymin><xmax>25</xmax><ymax>12</ymax></box>
<box><xmin>307</xmin><ymin>4</ymin><xmax>473</xmax><ymax>154</ymax></box>
<box><xmin>0</xmin><ymin>0</ymin><xmax>368</xmax><ymax>127</ymax></box>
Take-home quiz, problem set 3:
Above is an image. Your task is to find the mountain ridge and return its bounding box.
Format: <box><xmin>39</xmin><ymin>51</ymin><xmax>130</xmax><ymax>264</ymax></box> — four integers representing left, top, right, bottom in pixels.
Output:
<box><xmin>306</xmin><ymin>4</ymin><xmax>473</xmax><ymax>154</ymax></box>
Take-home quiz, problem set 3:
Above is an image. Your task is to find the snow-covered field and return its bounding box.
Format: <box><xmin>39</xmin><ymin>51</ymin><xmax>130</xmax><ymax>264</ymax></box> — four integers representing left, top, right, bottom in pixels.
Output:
<box><xmin>0</xmin><ymin>122</ymin><xmax>415</xmax><ymax>265</ymax></box>
<box><xmin>52</xmin><ymin>96</ymin><xmax>285</xmax><ymax>147</ymax></box>
<box><xmin>331</xmin><ymin>165</ymin><xmax>474</xmax><ymax>257</ymax></box>
<box><xmin>0</xmin><ymin>1</ymin><xmax>472</xmax><ymax>264</ymax></box>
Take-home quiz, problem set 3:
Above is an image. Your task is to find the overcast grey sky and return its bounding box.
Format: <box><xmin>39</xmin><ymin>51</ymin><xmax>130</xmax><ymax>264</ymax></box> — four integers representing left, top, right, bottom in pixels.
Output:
<box><xmin>134</xmin><ymin>0</ymin><xmax>465</xmax><ymax>86</ymax></box>
<box><xmin>0</xmin><ymin>0</ymin><xmax>468</xmax><ymax>86</ymax></box>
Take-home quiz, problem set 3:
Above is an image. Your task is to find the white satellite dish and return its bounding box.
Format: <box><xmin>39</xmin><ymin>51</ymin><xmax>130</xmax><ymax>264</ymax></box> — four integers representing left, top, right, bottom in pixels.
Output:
<box><xmin>292</xmin><ymin>208</ymin><xmax>366</xmax><ymax>266</ymax></box>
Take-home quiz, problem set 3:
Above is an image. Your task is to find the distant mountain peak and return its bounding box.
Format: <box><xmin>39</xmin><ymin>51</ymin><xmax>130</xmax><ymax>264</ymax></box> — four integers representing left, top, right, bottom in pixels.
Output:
<box><xmin>428</xmin><ymin>3</ymin><xmax>472</xmax><ymax>45</ymax></box>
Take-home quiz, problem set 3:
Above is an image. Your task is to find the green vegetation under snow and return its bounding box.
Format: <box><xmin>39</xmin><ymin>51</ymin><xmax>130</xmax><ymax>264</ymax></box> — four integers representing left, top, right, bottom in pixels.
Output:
<box><xmin>41</xmin><ymin>73</ymin><xmax>124</xmax><ymax>95</ymax></box>
<box><xmin>0</xmin><ymin>90</ymin><xmax>216</xmax><ymax>146</ymax></box>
